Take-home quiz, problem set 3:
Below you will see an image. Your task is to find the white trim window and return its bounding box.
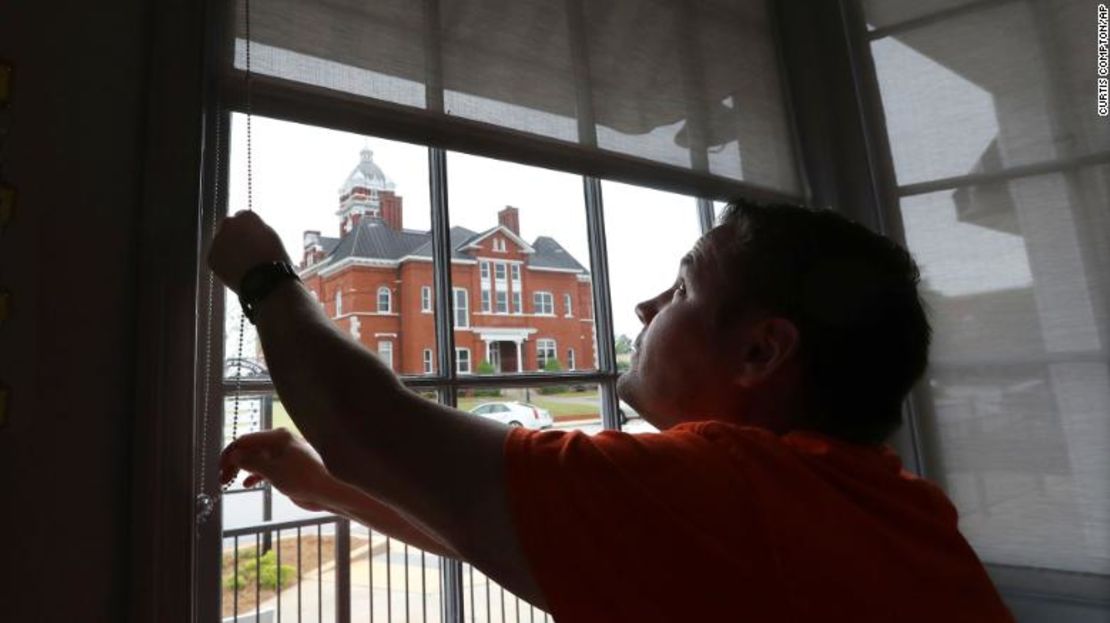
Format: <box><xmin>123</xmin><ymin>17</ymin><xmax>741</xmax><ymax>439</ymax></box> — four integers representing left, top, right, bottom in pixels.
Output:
<box><xmin>512</xmin><ymin>291</ymin><xmax>522</xmax><ymax>314</ymax></box>
<box><xmin>564</xmin><ymin>293</ymin><xmax>573</xmax><ymax>317</ymax></box>
<box><xmin>453</xmin><ymin>287</ymin><xmax>469</xmax><ymax>328</ymax></box>
<box><xmin>533</xmin><ymin>291</ymin><xmax>554</xmax><ymax>315</ymax></box>
<box><xmin>335</xmin><ymin>289</ymin><xmax>343</xmax><ymax>316</ymax></box>
<box><xmin>480</xmin><ymin>260</ymin><xmax>490</xmax><ymax>280</ymax></box>
<box><xmin>422</xmin><ymin>348</ymin><xmax>433</xmax><ymax>374</ymax></box>
<box><xmin>537</xmin><ymin>339</ymin><xmax>557</xmax><ymax>370</ymax></box>
<box><xmin>481</xmin><ymin>289</ymin><xmax>491</xmax><ymax>313</ymax></box>
<box><xmin>456</xmin><ymin>347</ymin><xmax>471</xmax><ymax>374</ymax></box>
<box><xmin>494</xmin><ymin>262</ymin><xmax>507</xmax><ymax>281</ymax></box>
<box><xmin>377</xmin><ymin>340</ymin><xmax>393</xmax><ymax>370</ymax></box>
<box><xmin>496</xmin><ymin>290</ymin><xmax>508</xmax><ymax>314</ymax></box>
<box><xmin>567</xmin><ymin>348</ymin><xmax>576</xmax><ymax>371</ymax></box>
<box><xmin>492</xmin><ymin>238</ymin><xmax>507</xmax><ymax>252</ymax></box>
<box><xmin>377</xmin><ymin>286</ymin><xmax>391</xmax><ymax>313</ymax></box>
<box><xmin>510</xmin><ymin>263</ymin><xmax>521</xmax><ymax>282</ymax></box>
<box><xmin>421</xmin><ymin>286</ymin><xmax>432</xmax><ymax>312</ymax></box>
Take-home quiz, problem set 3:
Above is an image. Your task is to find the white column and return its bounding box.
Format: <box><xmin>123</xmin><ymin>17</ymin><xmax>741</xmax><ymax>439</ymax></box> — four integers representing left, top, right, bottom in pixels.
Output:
<box><xmin>515</xmin><ymin>340</ymin><xmax>523</xmax><ymax>372</ymax></box>
<box><xmin>485</xmin><ymin>339</ymin><xmax>491</xmax><ymax>365</ymax></box>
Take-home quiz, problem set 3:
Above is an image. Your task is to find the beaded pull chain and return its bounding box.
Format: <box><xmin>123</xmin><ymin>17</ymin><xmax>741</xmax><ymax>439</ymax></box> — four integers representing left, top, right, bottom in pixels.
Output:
<box><xmin>197</xmin><ymin>0</ymin><xmax>254</xmax><ymax>526</ymax></box>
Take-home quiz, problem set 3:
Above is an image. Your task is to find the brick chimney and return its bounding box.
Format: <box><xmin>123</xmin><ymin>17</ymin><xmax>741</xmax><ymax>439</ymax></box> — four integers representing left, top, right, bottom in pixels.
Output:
<box><xmin>498</xmin><ymin>206</ymin><xmax>520</xmax><ymax>236</ymax></box>
<box><xmin>303</xmin><ymin>230</ymin><xmax>323</xmax><ymax>267</ymax></box>
<box><xmin>381</xmin><ymin>192</ymin><xmax>404</xmax><ymax>231</ymax></box>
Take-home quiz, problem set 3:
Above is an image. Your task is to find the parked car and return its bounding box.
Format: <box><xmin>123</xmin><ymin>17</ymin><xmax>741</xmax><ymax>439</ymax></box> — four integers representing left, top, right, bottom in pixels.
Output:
<box><xmin>469</xmin><ymin>401</ymin><xmax>554</xmax><ymax>430</ymax></box>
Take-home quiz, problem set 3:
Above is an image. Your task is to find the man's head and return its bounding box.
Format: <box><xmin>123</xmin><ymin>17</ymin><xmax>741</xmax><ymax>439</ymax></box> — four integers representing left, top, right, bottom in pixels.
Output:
<box><xmin>616</xmin><ymin>200</ymin><xmax>931</xmax><ymax>444</ymax></box>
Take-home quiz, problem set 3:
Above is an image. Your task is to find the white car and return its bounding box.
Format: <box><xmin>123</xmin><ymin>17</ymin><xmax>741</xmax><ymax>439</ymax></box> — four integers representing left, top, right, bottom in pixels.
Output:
<box><xmin>469</xmin><ymin>401</ymin><xmax>554</xmax><ymax>430</ymax></box>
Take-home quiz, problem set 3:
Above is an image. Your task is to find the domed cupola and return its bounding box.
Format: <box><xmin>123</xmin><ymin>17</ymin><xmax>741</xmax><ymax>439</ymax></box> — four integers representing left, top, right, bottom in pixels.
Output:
<box><xmin>337</xmin><ymin>147</ymin><xmax>397</xmax><ymax>233</ymax></box>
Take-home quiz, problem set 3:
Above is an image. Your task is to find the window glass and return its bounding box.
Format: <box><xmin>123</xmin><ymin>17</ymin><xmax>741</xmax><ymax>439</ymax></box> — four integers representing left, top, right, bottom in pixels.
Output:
<box><xmin>602</xmin><ymin>181</ymin><xmax>703</xmax><ymax>434</ymax></box>
<box><xmin>421</xmin><ymin>285</ymin><xmax>432</xmax><ymax>312</ymax></box>
<box><xmin>453</xmin><ymin>288</ymin><xmax>469</xmax><ymax>329</ymax></box>
<box><xmin>456</xmin><ymin>347</ymin><xmax>472</xmax><ymax>374</ymax></box>
<box><xmin>447</xmin><ymin>151</ymin><xmax>596</xmax><ymax>375</ymax></box>
<box><xmin>224</xmin><ymin>114</ymin><xmax>436</xmax><ymax>380</ymax></box>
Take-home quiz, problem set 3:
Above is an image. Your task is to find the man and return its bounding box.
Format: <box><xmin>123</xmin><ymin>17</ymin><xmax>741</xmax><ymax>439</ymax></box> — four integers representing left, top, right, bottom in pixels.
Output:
<box><xmin>211</xmin><ymin>201</ymin><xmax>1012</xmax><ymax>621</ymax></box>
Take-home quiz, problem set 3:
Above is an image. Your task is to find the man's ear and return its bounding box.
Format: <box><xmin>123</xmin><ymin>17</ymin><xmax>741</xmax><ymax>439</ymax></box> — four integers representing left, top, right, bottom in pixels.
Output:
<box><xmin>733</xmin><ymin>317</ymin><xmax>800</xmax><ymax>389</ymax></box>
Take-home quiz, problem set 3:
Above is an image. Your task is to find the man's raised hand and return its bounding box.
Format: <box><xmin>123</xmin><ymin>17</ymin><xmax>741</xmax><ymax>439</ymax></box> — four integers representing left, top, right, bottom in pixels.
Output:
<box><xmin>208</xmin><ymin>210</ymin><xmax>291</xmax><ymax>294</ymax></box>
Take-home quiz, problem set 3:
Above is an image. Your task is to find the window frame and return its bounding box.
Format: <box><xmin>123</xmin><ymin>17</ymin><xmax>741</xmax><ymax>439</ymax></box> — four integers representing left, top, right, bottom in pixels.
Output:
<box><xmin>377</xmin><ymin>286</ymin><xmax>392</xmax><ymax>313</ymax></box>
<box><xmin>421</xmin><ymin>285</ymin><xmax>432</xmax><ymax>313</ymax></box>
<box><xmin>563</xmin><ymin>293</ymin><xmax>573</xmax><ymax>317</ymax></box>
<box><xmin>533</xmin><ymin>291</ymin><xmax>554</xmax><ymax>316</ymax></box>
<box><xmin>422</xmin><ymin>348</ymin><xmax>434</xmax><ymax>374</ymax></box>
<box><xmin>158</xmin><ymin>0</ymin><xmax>816</xmax><ymax>617</ymax></box>
<box><xmin>455</xmin><ymin>347</ymin><xmax>471</xmax><ymax>374</ymax></box>
<box><xmin>536</xmin><ymin>338</ymin><xmax>557</xmax><ymax>370</ymax></box>
<box><xmin>452</xmin><ymin>287</ymin><xmax>469</xmax><ymax>329</ymax></box>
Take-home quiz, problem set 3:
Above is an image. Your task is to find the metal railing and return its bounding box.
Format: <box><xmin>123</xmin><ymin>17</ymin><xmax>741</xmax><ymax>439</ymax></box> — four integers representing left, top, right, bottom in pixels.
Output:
<box><xmin>223</xmin><ymin>514</ymin><xmax>550</xmax><ymax>622</ymax></box>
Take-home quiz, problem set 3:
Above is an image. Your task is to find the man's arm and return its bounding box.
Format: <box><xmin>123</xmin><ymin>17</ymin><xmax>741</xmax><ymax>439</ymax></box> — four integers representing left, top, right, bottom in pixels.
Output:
<box><xmin>219</xmin><ymin>429</ymin><xmax>458</xmax><ymax>558</ymax></box>
<box><xmin>209</xmin><ymin>212</ymin><xmax>544</xmax><ymax>608</ymax></box>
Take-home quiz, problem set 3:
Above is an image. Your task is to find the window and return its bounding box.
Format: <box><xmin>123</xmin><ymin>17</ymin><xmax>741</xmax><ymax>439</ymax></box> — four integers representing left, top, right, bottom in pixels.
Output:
<box><xmin>335</xmin><ymin>289</ymin><xmax>343</xmax><ymax>316</ymax></box>
<box><xmin>861</xmin><ymin>1</ymin><xmax>1110</xmax><ymax>592</ymax></box>
<box><xmin>376</xmin><ymin>340</ymin><xmax>393</xmax><ymax>370</ymax></box>
<box><xmin>453</xmin><ymin>287</ymin><xmax>469</xmax><ymax>328</ymax></box>
<box><xmin>536</xmin><ymin>339</ymin><xmax>557</xmax><ymax>370</ymax></box>
<box><xmin>563</xmin><ymin>293</ymin><xmax>573</xmax><ymax>317</ymax></box>
<box><xmin>210</xmin><ymin>114</ymin><xmax>729</xmax><ymax>619</ymax></box>
<box><xmin>493</xmin><ymin>238</ymin><xmax>506</xmax><ymax>252</ymax></box>
<box><xmin>533</xmin><ymin>291</ymin><xmax>553</xmax><ymax>315</ymax></box>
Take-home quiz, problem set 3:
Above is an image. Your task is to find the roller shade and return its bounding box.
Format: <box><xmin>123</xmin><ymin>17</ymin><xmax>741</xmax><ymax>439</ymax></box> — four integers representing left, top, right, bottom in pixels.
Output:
<box><xmin>232</xmin><ymin>0</ymin><xmax>800</xmax><ymax>194</ymax></box>
<box><xmin>865</xmin><ymin>0</ymin><xmax>1110</xmax><ymax>578</ymax></box>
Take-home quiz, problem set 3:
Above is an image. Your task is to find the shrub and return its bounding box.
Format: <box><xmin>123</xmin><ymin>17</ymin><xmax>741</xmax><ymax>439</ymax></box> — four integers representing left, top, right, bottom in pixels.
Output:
<box><xmin>476</xmin><ymin>360</ymin><xmax>496</xmax><ymax>375</ymax></box>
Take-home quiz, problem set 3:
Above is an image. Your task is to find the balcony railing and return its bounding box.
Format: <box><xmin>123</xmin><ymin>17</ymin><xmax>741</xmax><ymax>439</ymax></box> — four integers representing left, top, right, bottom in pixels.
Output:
<box><xmin>222</xmin><ymin>515</ymin><xmax>551</xmax><ymax>622</ymax></box>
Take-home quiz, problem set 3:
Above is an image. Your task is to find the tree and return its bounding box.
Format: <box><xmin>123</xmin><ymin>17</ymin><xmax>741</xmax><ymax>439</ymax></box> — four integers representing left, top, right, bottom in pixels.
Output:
<box><xmin>615</xmin><ymin>334</ymin><xmax>633</xmax><ymax>355</ymax></box>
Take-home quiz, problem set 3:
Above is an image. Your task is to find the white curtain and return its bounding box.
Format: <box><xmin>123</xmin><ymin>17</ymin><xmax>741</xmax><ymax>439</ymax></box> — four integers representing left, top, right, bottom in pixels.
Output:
<box><xmin>232</xmin><ymin>0</ymin><xmax>799</xmax><ymax>193</ymax></box>
<box><xmin>866</xmin><ymin>0</ymin><xmax>1110</xmax><ymax>577</ymax></box>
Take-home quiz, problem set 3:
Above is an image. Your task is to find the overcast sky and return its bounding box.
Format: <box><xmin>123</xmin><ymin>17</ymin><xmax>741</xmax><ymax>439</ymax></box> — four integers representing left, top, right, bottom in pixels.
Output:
<box><xmin>227</xmin><ymin>114</ymin><xmax>704</xmax><ymax>342</ymax></box>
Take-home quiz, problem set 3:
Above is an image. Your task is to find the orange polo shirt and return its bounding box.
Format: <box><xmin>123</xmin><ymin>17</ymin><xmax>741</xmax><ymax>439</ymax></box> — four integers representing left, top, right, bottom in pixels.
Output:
<box><xmin>504</xmin><ymin>421</ymin><xmax>1012</xmax><ymax>622</ymax></box>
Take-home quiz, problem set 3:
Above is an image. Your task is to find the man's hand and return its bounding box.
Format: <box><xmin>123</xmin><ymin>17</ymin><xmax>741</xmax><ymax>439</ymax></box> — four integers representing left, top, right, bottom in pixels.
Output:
<box><xmin>220</xmin><ymin>429</ymin><xmax>333</xmax><ymax>512</ymax></box>
<box><xmin>208</xmin><ymin>210</ymin><xmax>291</xmax><ymax>294</ymax></box>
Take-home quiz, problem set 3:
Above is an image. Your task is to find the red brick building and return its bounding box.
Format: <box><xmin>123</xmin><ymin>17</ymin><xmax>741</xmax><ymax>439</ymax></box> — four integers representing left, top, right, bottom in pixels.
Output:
<box><xmin>298</xmin><ymin>148</ymin><xmax>596</xmax><ymax>376</ymax></box>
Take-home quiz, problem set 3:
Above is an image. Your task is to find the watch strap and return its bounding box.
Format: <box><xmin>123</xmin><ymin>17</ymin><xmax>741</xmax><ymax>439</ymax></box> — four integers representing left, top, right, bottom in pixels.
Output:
<box><xmin>238</xmin><ymin>261</ymin><xmax>300</xmax><ymax>324</ymax></box>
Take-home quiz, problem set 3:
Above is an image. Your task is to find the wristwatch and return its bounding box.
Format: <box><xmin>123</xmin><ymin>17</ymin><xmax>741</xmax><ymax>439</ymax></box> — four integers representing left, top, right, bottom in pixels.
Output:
<box><xmin>238</xmin><ymin>261</ymin><xmax>301</xmax><ymax>324</ymax></box>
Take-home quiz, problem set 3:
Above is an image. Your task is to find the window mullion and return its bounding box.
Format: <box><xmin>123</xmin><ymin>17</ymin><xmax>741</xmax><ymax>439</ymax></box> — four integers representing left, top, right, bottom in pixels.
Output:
<box><xmin>429</xmin><ymin>147</ymin><xmax>456</xmax><ymax>385</ymax></box>
<box><xmin>583</xmin><ymin>176</ymin><xmax>621</xmax><ymax>430</ymax></box>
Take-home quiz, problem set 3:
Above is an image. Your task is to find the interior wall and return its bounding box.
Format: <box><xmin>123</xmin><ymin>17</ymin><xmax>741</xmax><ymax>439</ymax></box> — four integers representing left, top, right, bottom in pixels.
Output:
<box><xmin>0</xmin><ymin>1</ymin><xmax>149</xmax><ymax>619</ymax></box>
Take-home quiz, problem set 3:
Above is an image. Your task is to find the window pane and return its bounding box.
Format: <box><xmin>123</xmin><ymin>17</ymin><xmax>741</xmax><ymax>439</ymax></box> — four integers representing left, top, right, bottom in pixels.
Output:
<box><xmin>602</xmin><ymin>181</ymin><xmax>703</xmax><ymax>433</ymax></box>
<box><xmin>869</xmin><ymin>2</ymin><xmax>1110</xmax><ymax>186</ymax></box>
<box><xmin>225</xmin><ymin>114</ymin><xmax>440</xmax><ymax>378</ymax></box>
<box><xmin>447</xmin><ymin>152</ymin><xmax>597</xmax><ymax>374</ymax></box>
<box><xmin>899</xmin><ymin>165</ymin><xmax>1110</xmax><ymax>575</ymax></box>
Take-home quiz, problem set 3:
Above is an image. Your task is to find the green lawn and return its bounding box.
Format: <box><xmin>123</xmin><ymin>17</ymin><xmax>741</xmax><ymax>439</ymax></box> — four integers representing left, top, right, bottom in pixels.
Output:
<box><xmin>270</xmin><ymin>389</ymin><xmax>601</xmax><ymax>431</ymax></box>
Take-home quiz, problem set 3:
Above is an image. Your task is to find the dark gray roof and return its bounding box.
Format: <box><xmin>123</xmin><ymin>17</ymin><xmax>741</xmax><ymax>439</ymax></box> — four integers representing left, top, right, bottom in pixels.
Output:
<box><xmin>406</xmin><ymin>226</ymin><xmax>479</xmax><ymax>260</ymax></box>
<box><xmin>529</xmin><ymin>236</ymin><xmax>587</xmax><ymax>272</ymax></box>
<box><xmin>320</xmin><ymin>236</ymin><xmax>340</xmax><ymax>255</ymax></box>
<box><xmin>324</xmin><ymin>219</ymin><xmax>429</xmax><ymax>264</ymax></box>
<box><xmin>315</xmin><ymin>218</ymin><xmax>587</xmax><ymax>274</ymax></box>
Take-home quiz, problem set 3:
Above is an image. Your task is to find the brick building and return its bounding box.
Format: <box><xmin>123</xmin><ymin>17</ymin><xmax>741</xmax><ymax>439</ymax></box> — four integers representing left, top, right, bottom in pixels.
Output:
<box><xmin>298</xmin><ymin>148</ymin><xmax>596</xmax><ymax>376</ymax></box>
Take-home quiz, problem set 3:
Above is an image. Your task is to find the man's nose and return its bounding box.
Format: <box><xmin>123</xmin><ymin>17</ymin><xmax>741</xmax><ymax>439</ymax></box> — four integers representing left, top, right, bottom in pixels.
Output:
<box><xmin>635</xmin><ymin>299</ymin><xmax>657</xmax><ymax>325</ymax></box>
